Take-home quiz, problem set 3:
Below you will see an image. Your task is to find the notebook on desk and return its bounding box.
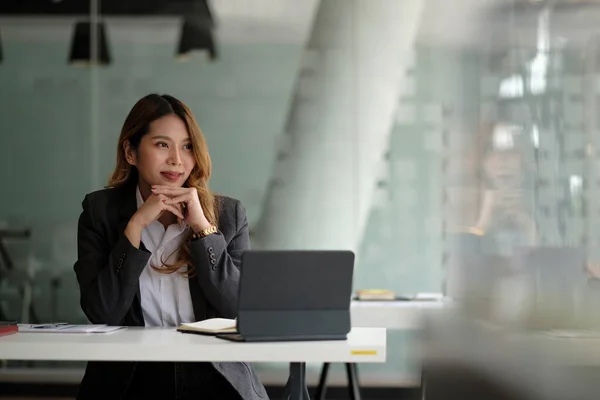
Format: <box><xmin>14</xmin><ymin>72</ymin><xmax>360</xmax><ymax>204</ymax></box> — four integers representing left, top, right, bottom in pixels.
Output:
<box><xmin>177</xmin><ymin>318</ymin><xmax>237</xmax><ymax>335</ymax></box>
<box><xmin>191</xmin><ymin>250</ymin><xmax>355</xmax><ymax>342</ymax></box>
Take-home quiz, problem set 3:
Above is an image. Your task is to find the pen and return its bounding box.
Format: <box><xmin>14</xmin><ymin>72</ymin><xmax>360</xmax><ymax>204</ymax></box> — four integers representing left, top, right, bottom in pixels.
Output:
<box><xmin>32</xmin><ymin>323</ymin><xmax>69</xmax><ymax>329</ymax></box>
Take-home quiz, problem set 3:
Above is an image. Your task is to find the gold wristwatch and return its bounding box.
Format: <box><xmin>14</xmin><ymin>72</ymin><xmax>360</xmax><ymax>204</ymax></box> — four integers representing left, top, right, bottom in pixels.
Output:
<box><xmin>191</xmin><ymin>225</ymin><xmax>218</xmax><ymax>240</ymax></box>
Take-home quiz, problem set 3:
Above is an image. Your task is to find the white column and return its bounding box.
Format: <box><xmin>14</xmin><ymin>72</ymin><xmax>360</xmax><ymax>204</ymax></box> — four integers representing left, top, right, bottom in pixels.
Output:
<box><xmin>255</xmin><ymin>0</ymin><xmax>424</xmax><ymax>250</ymax></box>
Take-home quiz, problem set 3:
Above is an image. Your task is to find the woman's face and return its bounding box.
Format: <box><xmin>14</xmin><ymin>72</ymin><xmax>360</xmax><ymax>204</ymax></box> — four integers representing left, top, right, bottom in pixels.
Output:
<box><xmin>126</xmin><ymin>114</ymin><xmax>196</xmax><ymax>188</ymax></box>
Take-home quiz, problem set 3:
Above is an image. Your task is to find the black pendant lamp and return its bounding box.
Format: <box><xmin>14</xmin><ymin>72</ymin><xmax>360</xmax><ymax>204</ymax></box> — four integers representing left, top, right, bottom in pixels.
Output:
<box><xmin>176</xmin><ymin>19</ymin><xmax>217</xmax><ymax>61</ymax></box>
<box><xmin>69</xmin><ymin>21</ymin><xmax>111</xmax><ymax>66</ymax></box>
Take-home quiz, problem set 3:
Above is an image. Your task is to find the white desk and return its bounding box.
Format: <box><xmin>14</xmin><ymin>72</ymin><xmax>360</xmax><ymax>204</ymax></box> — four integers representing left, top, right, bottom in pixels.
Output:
<box><xmin>351</xmin><ymin>300</ymin><xmax>448</xmax><ymax>329</ymax></box>
<box><xmin>0</xmin><ymin>327</ymin><xmax>386</xmax><ymax>400</ymax></box>
<box><xmin>0</xmin><ymin>327</ymin><xmax>385</xmax><ymax>363</ymax></box>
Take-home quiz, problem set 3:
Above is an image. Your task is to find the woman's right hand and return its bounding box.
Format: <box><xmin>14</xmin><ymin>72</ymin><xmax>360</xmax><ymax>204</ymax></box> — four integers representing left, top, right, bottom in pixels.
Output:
<box><xmin>125</xmin><ymin>194</ymin><xmax>184</xmax><ymax>248</ymax></box>
<box><xmin>131</xmin><ymin>193</ymin><xmax>184</xmax><ymax>228</ymax></box>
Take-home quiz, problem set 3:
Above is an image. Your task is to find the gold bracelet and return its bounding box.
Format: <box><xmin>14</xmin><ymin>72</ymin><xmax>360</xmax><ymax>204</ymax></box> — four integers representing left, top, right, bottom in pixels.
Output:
<box><xmin>191</xmin><ymin>225</ymin><xmax>218</xmax><ymax>240</ymax></box>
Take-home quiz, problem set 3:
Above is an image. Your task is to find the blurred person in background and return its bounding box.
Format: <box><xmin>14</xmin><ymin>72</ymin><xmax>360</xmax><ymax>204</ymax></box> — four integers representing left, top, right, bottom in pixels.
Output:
<box><xmin>474</xmin><ymin>122</ymin><xmax>536</xmax><ymax>255</ymax></box>
<box><xmin>445</xmin><ymin>122</ymin><xmax>536</xmax><ymax>321</ymax></box>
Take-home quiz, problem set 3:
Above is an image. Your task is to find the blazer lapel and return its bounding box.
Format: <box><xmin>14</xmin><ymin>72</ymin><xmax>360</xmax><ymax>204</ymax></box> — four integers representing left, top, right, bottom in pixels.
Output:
<box><xmin>117</xmin><ymin>184</ymin><xmax>136</xmax><ymax>231</ymax></box>
<box><xmin>116</xmin><ymin>183</ymin><xmax>149</xmax><ymax>253</ymax></box>
<box><xmin>113</xmin><ymin>183</ymin><xmax>148</xmax><ymax>326</ymax></box>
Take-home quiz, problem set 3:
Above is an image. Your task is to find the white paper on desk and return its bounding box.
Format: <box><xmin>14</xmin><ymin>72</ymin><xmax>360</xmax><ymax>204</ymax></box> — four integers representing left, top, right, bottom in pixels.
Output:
<box><xmin>18</xmin><ymin>324</ymin><xmax>126</xmax><ymax>333</ymax></box>
<box><xmin>414</xmin><ymin>292</ymin><xmax>444</xmax><ymax>301</ymax></box>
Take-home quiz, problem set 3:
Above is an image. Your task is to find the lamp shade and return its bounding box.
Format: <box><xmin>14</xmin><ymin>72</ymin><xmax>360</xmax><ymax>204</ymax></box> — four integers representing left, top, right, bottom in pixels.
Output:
<box><xmin>177</xmin><ymin>19</ymin><xmax>217</xmax><ymax>61</ymax></box>
<box><xmin>69</xmin><ymin>21</ymin><xmax>111</xmax><ymax>66</ymax></box>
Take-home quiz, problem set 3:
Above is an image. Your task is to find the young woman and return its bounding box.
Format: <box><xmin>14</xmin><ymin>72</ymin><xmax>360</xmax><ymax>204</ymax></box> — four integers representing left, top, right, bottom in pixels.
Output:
<box><xmin>474</xmin><ymin>123</ymin><xmax>536</xmax><ymax>253</ymax></box>
<box><xmin>73</xmin><ymin>94</ymin><xmax>268</xmax><ymax>400</ymax></box>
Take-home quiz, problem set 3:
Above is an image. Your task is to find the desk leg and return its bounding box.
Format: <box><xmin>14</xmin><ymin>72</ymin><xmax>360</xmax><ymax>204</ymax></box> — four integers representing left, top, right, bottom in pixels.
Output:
<box><xmin>420</xmin><ymin>367</ymin><xmax>427</xmax><ymax>400</ymax></box>
<box><xmin>314</xmin><ymin>362</ymin><xmax>330</xmax><ymax>399</ymax></box>
<box><xmin>345</xmin><ymin>363</ymin><xmax>361</xmax><ymax>400</ymax></box>
<box><xmin>286</xmin><ymin>362</ymin><xmax>310</xmax><ymax>400</ymax></box>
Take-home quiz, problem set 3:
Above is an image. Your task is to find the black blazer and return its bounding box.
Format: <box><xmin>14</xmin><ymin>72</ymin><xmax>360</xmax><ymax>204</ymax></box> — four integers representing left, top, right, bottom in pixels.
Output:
<box><xmin>73</xmin><ymin>182</ymin><xmax>267</xmax><ymax>400</ymax></box>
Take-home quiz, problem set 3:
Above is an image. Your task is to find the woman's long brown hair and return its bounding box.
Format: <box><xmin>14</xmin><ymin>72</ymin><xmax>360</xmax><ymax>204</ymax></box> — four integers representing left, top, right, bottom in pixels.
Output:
<box><xmin>107</xmin><ymin>94</ymin><xmax>219</xmax><ymax>277</ymax></box>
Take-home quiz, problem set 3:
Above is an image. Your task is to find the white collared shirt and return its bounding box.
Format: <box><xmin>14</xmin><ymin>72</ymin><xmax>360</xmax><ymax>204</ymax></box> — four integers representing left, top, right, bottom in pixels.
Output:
<box><xmin>136</xmin><ymin>186</ymin><xmax>195</xmax><ymax>327</ymax></box>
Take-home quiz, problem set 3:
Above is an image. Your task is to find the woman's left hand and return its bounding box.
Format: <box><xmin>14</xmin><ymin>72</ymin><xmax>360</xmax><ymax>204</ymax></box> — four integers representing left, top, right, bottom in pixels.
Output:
<box><xmin>151</xmin><ymin>185</ymin><xmax>212</xmax><ymax>231</ymax></box>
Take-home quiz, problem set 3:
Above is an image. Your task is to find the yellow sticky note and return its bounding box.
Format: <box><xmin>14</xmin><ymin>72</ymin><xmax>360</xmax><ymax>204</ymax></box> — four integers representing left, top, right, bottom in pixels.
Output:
<box><xmin>351</xmin><ymin>350</ymin><xmax>377</xmax><ymax>356</ymax></box>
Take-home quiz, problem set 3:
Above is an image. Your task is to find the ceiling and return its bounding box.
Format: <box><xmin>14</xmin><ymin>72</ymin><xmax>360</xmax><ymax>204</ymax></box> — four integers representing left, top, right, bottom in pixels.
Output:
<box><xmin>0</xmin><ymin>0</ymin><xmax>317</xmax><ymax>45</ymax></box>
